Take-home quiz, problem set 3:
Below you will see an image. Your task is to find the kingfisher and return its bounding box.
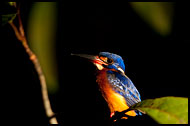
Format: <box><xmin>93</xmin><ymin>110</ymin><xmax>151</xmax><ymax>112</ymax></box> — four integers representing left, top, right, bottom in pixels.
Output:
<box><xmin>72</xmin><ymin>52</ymin><xmax>142</xmax><ymax>119</ymax></box>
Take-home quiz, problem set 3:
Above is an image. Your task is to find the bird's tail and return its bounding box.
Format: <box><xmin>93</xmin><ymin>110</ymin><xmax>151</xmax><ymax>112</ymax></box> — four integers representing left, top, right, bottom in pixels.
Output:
<box><xmin>135</xmin><ymin>110</ymin><xmax>142</xmax><ymax>116</ymax></box>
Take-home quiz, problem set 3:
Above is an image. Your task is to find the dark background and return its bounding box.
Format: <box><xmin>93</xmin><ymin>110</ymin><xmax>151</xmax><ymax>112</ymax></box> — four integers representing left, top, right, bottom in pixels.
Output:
<box><xmin>2</xmin><ymin>2</ymin><xmax>189</xmax><ymax>126</ymax></box>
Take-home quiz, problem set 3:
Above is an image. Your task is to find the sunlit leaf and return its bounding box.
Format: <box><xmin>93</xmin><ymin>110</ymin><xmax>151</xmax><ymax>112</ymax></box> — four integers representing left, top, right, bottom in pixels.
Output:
<box><xmin>8</xmin><ymin>2</ymin><xmax>16</xmax><ymax>7</ymax></box>
<box><xmin>130</xmin><ymin>97</ymin><xmax>188</xmax><ymax>124</ymax></box>
<box><xmin>130</xmin><ymin>2</ymin><xmax>174</xmax><ymax>36</ymax></box>
<box><xmin>2</xmin><ymin>14</ymin><xmax>17</xmax><ymax>25</ymax></box>
<box><xmin>27</xmin><ymin>2</ymin><xmax>58</xmax><ymax>93</ymax></box>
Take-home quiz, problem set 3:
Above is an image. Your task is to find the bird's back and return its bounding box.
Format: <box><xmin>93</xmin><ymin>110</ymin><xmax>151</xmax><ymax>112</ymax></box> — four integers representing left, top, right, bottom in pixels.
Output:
<box><xmin>107</xmin><ymin>70</ymin><xmax>141</xmax><ymax>107</ymax></box>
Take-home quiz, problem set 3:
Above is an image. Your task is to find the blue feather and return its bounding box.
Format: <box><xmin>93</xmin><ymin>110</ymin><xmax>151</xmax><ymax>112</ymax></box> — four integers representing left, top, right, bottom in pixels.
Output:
<box><xmin>99</xmin><ymin>52</ymin><xmax>142</xmax><ymax>115</ymax></box>
<box><xmin>99</xmin><ymin>52</ymin><xmax>125</xmax><ymax>71</ymax></box>
<box><xmin>107</xmin><ymin>71</ymin><xmax>141</xmax><ymax>105</ymax></box>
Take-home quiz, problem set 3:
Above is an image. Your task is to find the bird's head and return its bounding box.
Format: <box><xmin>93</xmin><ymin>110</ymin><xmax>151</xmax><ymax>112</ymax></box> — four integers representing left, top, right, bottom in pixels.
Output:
<box><xmin>72</xmin><ymin>52</ymin><xmax>125</xmax><ymax>74</ymax></box>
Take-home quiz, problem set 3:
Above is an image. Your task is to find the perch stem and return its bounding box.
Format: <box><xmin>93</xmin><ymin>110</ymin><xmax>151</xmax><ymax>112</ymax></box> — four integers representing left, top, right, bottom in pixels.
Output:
<box><xmin>9</xmin><ymin>17</ymin><xmax>58</xmax><ymax>124</ymax></box>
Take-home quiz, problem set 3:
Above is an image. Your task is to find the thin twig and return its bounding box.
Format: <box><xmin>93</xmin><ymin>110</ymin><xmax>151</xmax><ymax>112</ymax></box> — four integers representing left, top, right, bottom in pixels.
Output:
<box><xmin>9</xmin><ymin>12</ymin><xmax>58</xmax><ymax>124</ymax></box>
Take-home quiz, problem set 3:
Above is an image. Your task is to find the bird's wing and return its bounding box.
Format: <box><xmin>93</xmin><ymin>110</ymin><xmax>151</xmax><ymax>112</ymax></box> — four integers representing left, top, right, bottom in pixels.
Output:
<box><xmin>107</xmin><ymin>72</ymin><xmax>141</xmax><ymax>107</ymax></box>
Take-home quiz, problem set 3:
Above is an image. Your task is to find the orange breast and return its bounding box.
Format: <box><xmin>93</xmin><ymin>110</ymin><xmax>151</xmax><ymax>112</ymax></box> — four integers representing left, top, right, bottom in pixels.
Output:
<box><xmin>96</xmin><ymin>69</ymin><xmax>136</xmax><ymax>116</ymax></box>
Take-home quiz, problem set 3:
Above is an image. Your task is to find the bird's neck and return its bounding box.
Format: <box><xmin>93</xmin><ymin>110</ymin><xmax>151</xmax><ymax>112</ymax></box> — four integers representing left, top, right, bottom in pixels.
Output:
<box><xmin>96</xmin><ymin>69</ymin><xmax>110</xmax><ymax>92</ymax></box>
<box><xmin>96</xmin><ymin>69</ymin><xmax>119</xmax><ymax>93</ymax></box>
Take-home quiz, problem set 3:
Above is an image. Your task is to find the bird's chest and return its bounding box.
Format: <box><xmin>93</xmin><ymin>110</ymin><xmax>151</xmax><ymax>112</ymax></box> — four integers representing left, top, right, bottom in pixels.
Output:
<box><xmin>96</xmin><ymin>70</ymin><xmax>129</xmax><ymax>112</ymax></box>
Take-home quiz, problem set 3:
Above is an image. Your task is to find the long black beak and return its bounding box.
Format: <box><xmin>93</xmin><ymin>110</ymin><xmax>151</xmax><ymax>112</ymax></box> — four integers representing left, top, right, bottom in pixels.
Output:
<box><xmin>71</xmin><ymin>53</ymin><xmax>107</xmax><ymax>65</ymax></box>
<box><xmin>71</xmin><ymin>53</ymin><xmax>96</xmax><ymax>61</ymax></box>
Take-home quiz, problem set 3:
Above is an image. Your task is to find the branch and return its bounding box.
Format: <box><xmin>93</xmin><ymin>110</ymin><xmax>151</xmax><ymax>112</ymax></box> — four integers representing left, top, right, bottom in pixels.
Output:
<box><xmin>9</xmin><ymin>10</ymin><xmax>58</xmax><ymax>124</ymax></box>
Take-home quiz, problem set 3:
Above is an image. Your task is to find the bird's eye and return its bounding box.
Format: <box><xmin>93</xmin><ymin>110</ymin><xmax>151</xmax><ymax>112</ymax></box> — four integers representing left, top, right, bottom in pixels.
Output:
<box><xmin>107</xmin><ymin>58</ymin><xmax>113</xmax><ymax>64</ymax></box>
<box><xmin>99</xmin><ymin>56</ymin><xmax>113</xmax><ymax>64</ymax></box>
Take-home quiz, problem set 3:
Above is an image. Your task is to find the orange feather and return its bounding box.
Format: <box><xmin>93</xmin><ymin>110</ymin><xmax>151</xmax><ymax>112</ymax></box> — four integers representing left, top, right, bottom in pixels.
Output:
<box><xmin>96</xmin><ymin>69</ymin><xmax>136</xmax><ymax>117</ymax></box>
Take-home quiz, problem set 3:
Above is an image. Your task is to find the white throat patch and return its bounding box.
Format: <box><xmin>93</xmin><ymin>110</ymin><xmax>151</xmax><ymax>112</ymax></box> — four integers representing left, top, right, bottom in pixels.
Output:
<box><xmin>94</xmin><ymin>63</ymin><xmax>104</xmax><ymax>70</ymax></box>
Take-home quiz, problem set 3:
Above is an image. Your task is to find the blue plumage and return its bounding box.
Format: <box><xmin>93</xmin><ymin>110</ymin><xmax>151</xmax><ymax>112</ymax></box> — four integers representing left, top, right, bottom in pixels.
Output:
<box><xmin>107</xmin><ymin>71</ymin><xmax>141</xmax><ymax>106</ymax></box>
<box><xmin>72</xmin><ymin>52</ymin><xmax>142</xmax><ymax>116</ymax></box>
<box><xmin>99</xmin><ymin>52</ymin><xmax>141</xmax><ymax>115</ymax></box>
<box><xmin>99</xmin><ymin>52</ymin><xmax>125</xmax><ymax>72</ymax></box>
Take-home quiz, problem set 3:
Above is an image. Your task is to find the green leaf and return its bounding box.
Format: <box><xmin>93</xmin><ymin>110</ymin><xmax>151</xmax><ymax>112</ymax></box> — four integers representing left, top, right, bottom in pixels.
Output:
<box><xmin>8</xmin><ymin>2</ymin><xmax>16</xmax><ymax>6</ymax></box>
<box><xmin>130</xmin><ymin>97</ymin><xmax>188</xmax><ymax>124</ymax></box>
<box><xmin>130</xmin><ymin>2</ymin><xmax>174</xmax><ymax>36</ymax></box>
<box><xmin>2</xmin><ymin>13</ymin><xmax>17</xmax><ymax>25</ymax></box>
<box><xmin>2</xmin><ymin>2</ymin><xmax>17</xmax><ymax>25</ymax></box>
<box><xmin>27</xmin><ymin>2</ymin><xmax>59</xmax><ymax>93</ymax></box>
